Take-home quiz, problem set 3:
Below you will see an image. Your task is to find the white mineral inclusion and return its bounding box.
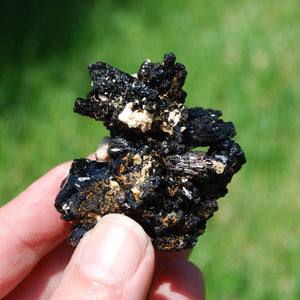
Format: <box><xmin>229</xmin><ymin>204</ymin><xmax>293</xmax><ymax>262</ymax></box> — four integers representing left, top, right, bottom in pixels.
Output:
<box><xmin>99</xmin><ymin>95</ymin><xmax>109</xmax><ymax>101</ymax></box>
<box><xmin>212</xmin><ymin>160</ymin><xmax>225</xmax><ymax>174</ymax></box>
<box><xmin>118</xmin><ymin>102</ymin><xmax>153</xmax><ymax>132</ymax></box>
<box><xmin>96</xmin><ymin>136</ymin><xmax>111</xmax><ymax>162</ymax></box>
<box><xmin>109</xmin><ymin>180</ymin><xmax>121</xmax><ymax>191</ymax></box>
<box><xmin>168</xmin><ymin>109</ymin><xmax>181</xmax><ymax>126</ymax></box>
<box><xmin>132</xmin><ymin>153</ymin><xmax>143</xmax><ymax>165</ymax></box>
<box><xmin>160</xmin><ymin>109</ymin><xmax>182</xmax><ymax>134</ymax></box>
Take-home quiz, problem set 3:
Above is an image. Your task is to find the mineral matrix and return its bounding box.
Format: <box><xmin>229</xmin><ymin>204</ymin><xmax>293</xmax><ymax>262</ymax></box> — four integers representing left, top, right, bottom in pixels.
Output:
<box><xmin>55</xmin><ymin>53</ymin><xmax>246</xmax><ymax>251</ymax></box>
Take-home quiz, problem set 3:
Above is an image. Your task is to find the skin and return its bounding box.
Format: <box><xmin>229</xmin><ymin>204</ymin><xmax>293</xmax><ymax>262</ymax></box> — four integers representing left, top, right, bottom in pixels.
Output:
<box><xmin>0</xmin><ymin>159</ymin><xmax>205</xmax><ymax>300</ymax></box>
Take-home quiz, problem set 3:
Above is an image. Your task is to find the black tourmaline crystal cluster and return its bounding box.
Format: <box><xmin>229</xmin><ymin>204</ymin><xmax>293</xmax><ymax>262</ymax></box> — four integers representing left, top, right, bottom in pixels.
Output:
<box><xmin>55</xmin><ymin>53</ymin><xmax>246</xmax><ymax>251</ymax></box>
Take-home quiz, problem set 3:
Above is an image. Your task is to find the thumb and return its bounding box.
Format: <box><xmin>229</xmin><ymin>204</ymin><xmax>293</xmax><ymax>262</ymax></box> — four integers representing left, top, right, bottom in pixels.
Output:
<box><xmin>51</xmin><ymin>214</ymin><xmax>155</xmax><ymax>300</ymax></box>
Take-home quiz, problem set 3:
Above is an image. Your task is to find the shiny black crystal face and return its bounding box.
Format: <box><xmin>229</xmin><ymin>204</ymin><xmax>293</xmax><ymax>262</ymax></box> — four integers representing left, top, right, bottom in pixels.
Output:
<box><xmin>55</xmin><ymin>53</ymin><xmax>246</xmax><ymax>251</ymax></box>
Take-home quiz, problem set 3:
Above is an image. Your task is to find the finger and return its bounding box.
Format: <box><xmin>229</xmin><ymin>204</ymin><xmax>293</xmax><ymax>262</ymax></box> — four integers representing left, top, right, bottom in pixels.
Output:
<box><xmin>51</xmin><ymin>214</ymin><xmax>155</xmax><ymax>300</ymax></box>
<box><xmin>154</xmin><ymin>248</ymin><xmax>192</xmax><ymax>272</ymax></box>
<box><xmin>86</xmin><ymin>152</ymin><xmax>96</xmax><ymax>160</ymax></box>
<box><xmin>149</xmin><ymin>259</ymin><xmax>205</xmax><ymax>300</ymax></box>
<box><xmin>4</xmin><ymin>241</ymin><xmax>73</xmax><ymax>300</ymax></box>
<box><xmin>0</xmin><ymin>161</ymin><xmax>72</xmax><ymax>298</ymax></box>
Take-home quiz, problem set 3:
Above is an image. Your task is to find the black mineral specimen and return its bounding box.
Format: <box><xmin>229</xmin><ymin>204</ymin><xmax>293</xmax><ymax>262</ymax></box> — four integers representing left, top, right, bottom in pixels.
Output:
<box><xmin>55</xmin><ymin>53</ymin><xmax>246</xmax><ymax>251</ymax></box>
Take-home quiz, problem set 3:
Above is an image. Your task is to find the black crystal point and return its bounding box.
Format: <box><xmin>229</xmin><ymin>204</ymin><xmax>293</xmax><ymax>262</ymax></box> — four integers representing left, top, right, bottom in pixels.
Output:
<box><xmin>55</xmin><ymin>53</ymin><xmax>246</xmax><ymax>251</ymax></box>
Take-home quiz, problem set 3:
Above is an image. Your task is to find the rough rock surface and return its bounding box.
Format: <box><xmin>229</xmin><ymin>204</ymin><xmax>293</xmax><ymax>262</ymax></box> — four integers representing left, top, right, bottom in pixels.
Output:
<box><xmin>55</xmin><ymin>53</ymin><xmax>246</xmax><ymax>251</ymax></box>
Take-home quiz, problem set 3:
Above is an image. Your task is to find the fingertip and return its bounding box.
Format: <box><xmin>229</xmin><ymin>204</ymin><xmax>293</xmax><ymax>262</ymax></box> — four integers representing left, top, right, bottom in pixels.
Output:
<box><xmin>52</xmin><ymin>214</ymin><xmax>155</xmax><ymax>299</ymax></box>
<box><xmin>149</xmin><ymin>259</ymin><xmax>205</xmax><ymax>300</ymax></box>
<box><xmin>77</xmin><ymin>214</ymin><xmax>150</xmax><ymax>284</ymax></box>
<box><xmin>86</xmin><ymin>153</ymin><xmax>96</xmax><ymax>160</ymax></box>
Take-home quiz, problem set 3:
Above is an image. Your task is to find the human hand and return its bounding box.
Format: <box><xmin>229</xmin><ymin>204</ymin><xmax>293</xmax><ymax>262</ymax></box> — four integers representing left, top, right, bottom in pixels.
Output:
<box><xmin>0</xmin><ymin>161</ymin><xmax>205</xmax><ymax>299</ymax></box>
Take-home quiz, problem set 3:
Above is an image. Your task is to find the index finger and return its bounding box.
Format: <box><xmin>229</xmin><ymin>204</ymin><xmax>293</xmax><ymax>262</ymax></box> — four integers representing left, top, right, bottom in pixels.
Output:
<box><xmin>0</xmin><ymin>161</ymin><xmax>72</xmax><ymax>298</ymax></box>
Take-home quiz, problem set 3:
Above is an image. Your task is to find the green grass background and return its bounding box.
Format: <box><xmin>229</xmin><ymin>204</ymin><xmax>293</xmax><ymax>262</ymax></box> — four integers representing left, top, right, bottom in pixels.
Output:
<box><xmin>1</xmin><ymin>0</ymin><xmax>299</xmax><ymax>298</ymax></box>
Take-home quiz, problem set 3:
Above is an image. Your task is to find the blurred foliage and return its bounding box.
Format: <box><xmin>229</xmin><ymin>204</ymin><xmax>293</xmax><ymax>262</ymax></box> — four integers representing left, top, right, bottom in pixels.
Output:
<box><xmin>0</xmin><ymin>0</ymin><xmax>299</xmax><ymax>298</ymax></box>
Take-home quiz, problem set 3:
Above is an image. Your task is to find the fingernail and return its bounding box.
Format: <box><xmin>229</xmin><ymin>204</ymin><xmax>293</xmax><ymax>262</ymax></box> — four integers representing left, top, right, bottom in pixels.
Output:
<box><xmin>78</xmin><ymin>214</ymin><xmax>149</xmax><ymax>284</ymax></box>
